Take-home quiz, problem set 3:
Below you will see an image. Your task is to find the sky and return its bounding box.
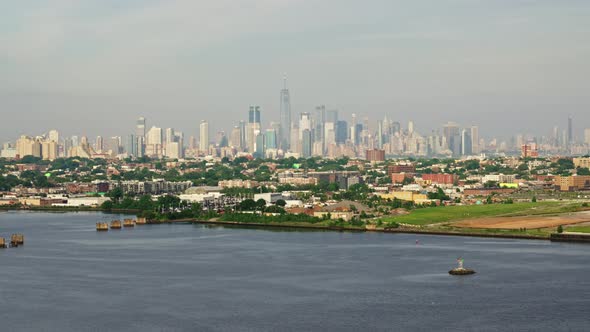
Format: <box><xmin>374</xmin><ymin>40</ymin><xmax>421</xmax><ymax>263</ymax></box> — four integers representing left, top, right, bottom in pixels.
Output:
<box><xmin>1</xmin><ymin>0</ymin><xmax>589</xmax><ymax>142</ymax></box>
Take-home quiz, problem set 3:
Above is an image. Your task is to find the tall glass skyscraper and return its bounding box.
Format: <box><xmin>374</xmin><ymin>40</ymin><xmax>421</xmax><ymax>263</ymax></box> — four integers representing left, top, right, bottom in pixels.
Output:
<box><xmin>136</xmin><ymin>117</ymin><xmax>146</xmax><ymax>138</ymax></box>
<box><xmin>279</xmin><ymin>78</ymin><xmax>291</xmax><ymax>150</ymax></box>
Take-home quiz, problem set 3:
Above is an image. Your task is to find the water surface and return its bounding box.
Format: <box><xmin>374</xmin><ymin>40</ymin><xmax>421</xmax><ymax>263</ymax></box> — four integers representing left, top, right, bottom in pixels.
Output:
<box><xmin>1</xmin><ymin>211</ymin><xmax>589</xmax><ymax>331</ymax></box>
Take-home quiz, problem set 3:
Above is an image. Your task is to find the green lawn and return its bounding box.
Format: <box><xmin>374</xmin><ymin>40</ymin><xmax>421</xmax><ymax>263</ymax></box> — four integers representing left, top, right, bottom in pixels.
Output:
<box><xmin>379</xmin><ymin>202</ymin><xmax>582</xmax><ymax>226</ymax></box>
<box><xmin>565</xmin><ymin>226</ymin><xmax>590</xmax><ymax>233</ymax></box>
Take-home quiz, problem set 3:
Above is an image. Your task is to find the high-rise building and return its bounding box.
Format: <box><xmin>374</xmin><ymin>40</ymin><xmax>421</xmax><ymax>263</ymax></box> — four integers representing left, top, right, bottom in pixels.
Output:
<box><xmin>335</xmin><ymin>120</ymin><xmax>348</xmax><ymax>144</ymax></box>
<box><xmin>265</xmin><ymin>129</ymin><xmax>277</xmax><ymax>150</ymax></box>
<box><xmin>392</xmin><ymin>122</ymin><xmax>401</xmax><ymax>135</ymax></box>
<box><xmin>443</xmin><ymin>122</ymin><xmax>460</xmax><ymax>153</ymax></box>
<box><xmin>16</xmin><ymin>136</ymin><xmax>41</xmax><ymax>158</ymax></box>
<box><xmin>568</xmin><ymin>116</ymin><xmax>573</xmax><ymax>144</ymax></box>
<box><xmin>108</xmin><ymin>136</ymin><xmax>121</xmax><ymax>155</ymax></box>
<box><xmin>350</xmin><ymin>113</ymin><xmax>358</xmax><ymax>145</ymax></box>
<box><xmin>229</xmin><ymin>126</ymin><xmax>241</xmax><ymax>148</ymax></box>
<box><xmin>247</xmin><ymin>106</ymin><xmax>261</xmax><ymax>152</ymax></box>
<box><xmin>136</xmin><ymin>117</ymin><xmax>146</xmax><ymax>138</ymax></box>
<box><xmin>254</xmin><ymin>131</ymin><xmax>265</xmax><ymax>158</ymax></box>
<box><xmin>279</xmin><ymin>78</ymin><xmax>291</xmax><ymax>150</ymax></box>
<box><xmin>165</xmin><ymin>128</ymin><xmax>175</xmax><ymax>144</ymax></box>
<box><xmin>302</xmin><ymin>129</ymin><xmax>312</xmax><ymax>158</ymax></box>
<box><xmin>299</xmin><ymin>112</ymin><xmax>312</xmax><ymax>131</ymax></box>
<box><xmin>216</xmin><ymin>131</ymin><xmax>228</xmax><ymax>148</ymax></box>
<box><xmin>146</xmin><ymin>126</ymin><xmax>163</xmax><ymax>158</ymax></box>
<box><xmin>64</xmin><ymin>138</ymin><xmax>73</xmax><ymax>157</ymax></box>
<box><xmin>239</xmin><ymin>121</ymin><xmax>247</xmax><ymax>150</ymax></box>
<box><xmin>326</xmin><ymin>110</ymin><xmax>338</xmax><ymax>124</ymax></box>
<box><xmin>48</xmin><ymin>130</ymin><xmax>59</xmax><ymax>143</ymax></box>
<box><xmin>470</xmin><ymin>126</ymin><xmax>479</xmax><ymax>154</ymax></box>
<box><xmin>249</xmin><ymin>106</ymin><xmax>261</xmax><ymax>124</ymax></box>
<box><xmin>585</xmin><ymin>128</ymin><xmax>590</xmax><ymax>145</ymax></box>
<box><xmin>95</xmin><ymin>136</ymin><xmax>104</xmax><ymax>152</ymax></box>
<box><xmin>41</xmin><ymin>140</ymin><xmax>58</xmax><ymax>161</ymax></box>
<box><xmin>125</xmin><ymin>134</ymin><xmax>137</xmax><ymax>156</ymax></box>
<box><xmin>314</xmin><ymin>105</ymin><xmax>326</xmax><ymax>144</ymax></box>
<box><xmin>461</xmin><ymin>129</ymin><xmax>472</xmax><ymax>155</ymax></box>
<box><xmin>199</xmin><ymin>120</ymin><xmax>209</xmax><ymax>152</ymax></box>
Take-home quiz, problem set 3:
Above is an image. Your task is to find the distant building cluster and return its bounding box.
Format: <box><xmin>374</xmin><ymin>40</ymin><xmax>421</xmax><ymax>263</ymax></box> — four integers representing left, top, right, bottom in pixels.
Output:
<box><xmin>1</xmin><ymin>78</ymin><xmax>589</xmax><ymax>161</ymax></box>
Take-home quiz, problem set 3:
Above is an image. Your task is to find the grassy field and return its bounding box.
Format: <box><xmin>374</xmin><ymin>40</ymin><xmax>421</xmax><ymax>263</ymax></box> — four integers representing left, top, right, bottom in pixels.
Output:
<box><xmin>378</xmin><ymin>202</ymin><xmax>583</xmax><ymax>226</ymax></box>
<box><xmin>565</xmin><ymin>226</ymin><xmax>590</xmax><ymax>233</ymax></box>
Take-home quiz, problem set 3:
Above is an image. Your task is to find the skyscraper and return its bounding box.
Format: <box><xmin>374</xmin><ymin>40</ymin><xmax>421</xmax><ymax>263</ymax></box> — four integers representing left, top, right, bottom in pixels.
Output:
<box><xmin>568</xmin><ymin>116</ymin><xmax>573</xmax><ymax>145</ymax></box>
<box><xmin>443</xmin><ymin>122</ymin><xmax>460</xmax><ymax>153</ymax></box>
<box><xmin>229</xmin><ymin>126</ymin><xmax>241</xmax><ymax>148</ymax></box>
<box><xmin>470</xmin><ymin>126</ymin><xmax>479</xmax><ymax>154</ymax></box>
<box><xmin>247</xmin><ymin>106</ymin><xmax>261</xmax><ymax>152</ymax></box>
<box><xmin>265</xmin><ymin>128</ymin><xmax>277</xmax><ymax>149</ymax></box>
<box><xmin>199</xmin><ymin>120</ymin><xmax>209</xmax><ymax>153</ymax></box>
<box><xmin>125</xmin><ymin>134</ymin><xmax>137</xmax><ymax>156</ymax></box>
<box><xmin>254</xmin><ymin>131</ymin><xmax>265</xmax><ymax>158</ymax></box>
<box><xmin>95</xmin><ymin>136</ymin><xmax>103</xmax><ymax>152</ymax></box>
<box><xmin>279</xmin><ymin>78</ymin><xmax>291</xmax><ymax>150</ymax></box>
<box><xmin>335</xmin><ymin>120</ymin><xmax>348</xmax><ymax>144</ymax></box>
<box><xmin>48</xmin><ymin>130</ymin><xmax>59</xmax><ymax>143</ymax></box>
<box><xmin>302</xmin><ymin>129</ymin><xmax>312</xmax><ymax>158</ymax></box>
<box><xmin>239</xmin><ymin>121</ymin><xmax>247</xmax><ymax>150</ymax></box>
<box><xmin>461</xmin><ymin>129</ymin><xmax>472</xmax><ymax>155</ymax></box>
<box><xmin>136</xmin><ymin>117</ymin><xmax>146</xmax><ymax>138</ymax></box>
<box><xmin>314</xmin><ymin>105</ymin><xmax>326</xmax><ymax>144</ymax></box>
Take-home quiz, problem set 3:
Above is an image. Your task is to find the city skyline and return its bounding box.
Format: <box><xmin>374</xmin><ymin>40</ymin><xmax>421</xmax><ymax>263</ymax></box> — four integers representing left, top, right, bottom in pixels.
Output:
<box><xmin>1</xmin><ymin>1</ymin><xmax>589</xmax><ymax>142</ymax></box>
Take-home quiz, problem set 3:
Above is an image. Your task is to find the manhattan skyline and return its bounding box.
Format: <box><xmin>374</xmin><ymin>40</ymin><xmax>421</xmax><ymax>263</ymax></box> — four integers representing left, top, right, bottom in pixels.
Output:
<box><xmin>1</xmin><ymin>1</ymin><xmax>589</xmax><ymax>141</ymax></box>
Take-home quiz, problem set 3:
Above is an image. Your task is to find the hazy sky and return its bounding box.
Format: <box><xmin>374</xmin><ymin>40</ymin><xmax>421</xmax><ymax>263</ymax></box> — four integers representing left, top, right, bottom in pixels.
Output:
<box><xmin>1</xmin><ymin>0</ymin><xmax>589</xmax><ymax>142</ymax></box>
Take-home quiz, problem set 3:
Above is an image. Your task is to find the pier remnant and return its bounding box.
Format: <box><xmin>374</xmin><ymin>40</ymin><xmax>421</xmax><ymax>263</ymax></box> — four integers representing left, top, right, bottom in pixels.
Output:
<box><xmin>96</xmin><ymin>222</ymin><xmax>109</xmax><ymax>231</ymax></box>
<box><xmin>123</xmin><ymin>219</ymin><xmax>135</xmax><ymax>227</ymax></box>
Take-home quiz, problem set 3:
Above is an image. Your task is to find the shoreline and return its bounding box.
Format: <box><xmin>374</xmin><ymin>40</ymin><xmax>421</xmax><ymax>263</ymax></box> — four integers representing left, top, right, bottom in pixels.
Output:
<box><xmin>182</xmin><ymin>219</ymin><xmax>551</xmax><ymax>241</ymax></box>
<box><xmin>0</xmin><ymin>206</ymin><xmax>139</xmax><ymax>214</ymax></box>
<box><xmin>3</xmin><ymin>206</ymin><xmax>588</xmax><ymax>242</ymax></box>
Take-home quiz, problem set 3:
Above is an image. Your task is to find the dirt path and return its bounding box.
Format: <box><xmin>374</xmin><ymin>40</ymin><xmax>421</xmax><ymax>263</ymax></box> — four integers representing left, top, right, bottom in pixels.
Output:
<box><xmin>453</xmin><ymin>211</ymin><xmax>590</xmax><ymax>229</ymax></box>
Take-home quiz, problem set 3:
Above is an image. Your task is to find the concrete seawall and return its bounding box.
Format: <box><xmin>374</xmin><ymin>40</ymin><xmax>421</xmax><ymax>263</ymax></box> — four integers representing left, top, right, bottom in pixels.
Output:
<box><xmin>550</xmin><ymin>233</ymin><xmax>590</xmax><ymax>243</ymax></box>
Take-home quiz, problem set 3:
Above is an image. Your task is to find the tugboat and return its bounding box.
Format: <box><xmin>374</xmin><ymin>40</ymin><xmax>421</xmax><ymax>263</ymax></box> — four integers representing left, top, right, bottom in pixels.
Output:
<box><xmin>123</xmin><ymin>219</ymin><xmax>135</xmax><ymax>227</ymax></box>
<box><xmin>96</xmin><ymin>222</ymin><xmax>109</xmax><ymax>231</ymax></box>
<box><xmin>110</xmin><ymin>220</ymin><xmax>122</xmax><ymax>229</ymax></box>
<box><xmin>449</xmin><ymin>258</ymin><xmax>476</xmax><ymax>275</ymax></box>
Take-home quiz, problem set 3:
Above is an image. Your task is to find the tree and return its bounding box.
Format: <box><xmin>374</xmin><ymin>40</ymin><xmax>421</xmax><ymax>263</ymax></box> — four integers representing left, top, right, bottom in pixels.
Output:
<box><xmin>557</xmin><ymin>225</ymin><xmax>563</xmax><ymax>233</ymax></box>
<box><xmin>532</xmin><ymin>196</ymin><xmax>537</xmax><ymax>203</ymax></box>
<box><xmin>275</xmin><ymin>199</ymin><xmax>287</xmax><ymax>207</ymax></box>
<box><xmin>239</xmin><ymin>199</ymin><xmax>257</xmax><ymax>211</ymax></box>
<box><xmin>101</xmin><ymin>200</ymin><xmax>114</xmax><ymax>210</ymax></box>
<box><xmin>256</xmin><ymin>199</ymin><xmax>267</xmax><ymax>210</ymax></box>
<box><xmin>107</xmin><ymin>188</ymin><xmax>124</xmax><ymax>204</ymax></box>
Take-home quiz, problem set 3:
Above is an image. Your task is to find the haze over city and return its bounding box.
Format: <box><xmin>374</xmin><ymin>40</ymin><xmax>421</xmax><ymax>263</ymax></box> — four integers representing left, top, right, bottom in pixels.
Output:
<box><xmin>1</xmin><ymin>0</ymin><xmax>589</xmax><ymax>142</ymax></box>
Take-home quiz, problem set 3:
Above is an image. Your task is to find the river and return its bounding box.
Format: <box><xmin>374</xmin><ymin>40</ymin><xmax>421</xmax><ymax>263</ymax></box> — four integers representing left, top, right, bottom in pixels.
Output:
<box><xmin>1</xmin><ymin>211</ymin><xmax>589</xmax><ymax>331</ymax></box>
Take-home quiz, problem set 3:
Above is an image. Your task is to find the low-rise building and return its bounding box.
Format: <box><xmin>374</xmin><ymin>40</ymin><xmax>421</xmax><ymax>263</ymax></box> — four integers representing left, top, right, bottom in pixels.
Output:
<box><xmin>554</xmin><ymin>175</ymin><xmax>590</xmax><ymax>191</ymax></box>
